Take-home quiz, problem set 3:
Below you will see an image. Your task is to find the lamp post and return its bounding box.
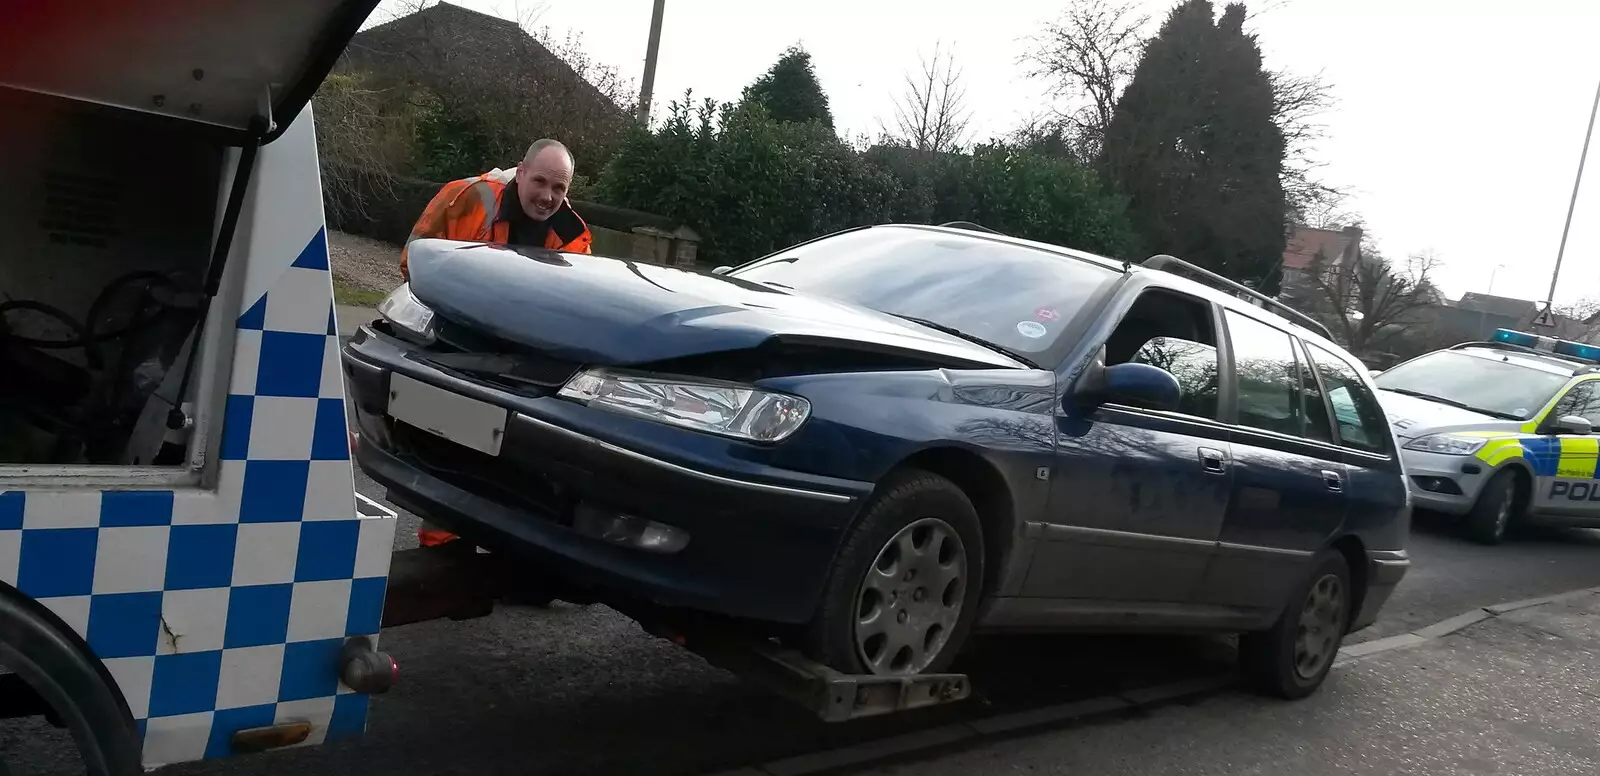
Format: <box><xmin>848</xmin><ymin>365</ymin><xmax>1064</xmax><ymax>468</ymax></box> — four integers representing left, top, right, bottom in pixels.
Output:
<box><xmin>637</xmin><ymin>0</ymin><xmax>666</xmax><ymax>125</ymax></box>
<box><xmin>1544</xmin><ymin>75</ymin><xmax>1600</xmax><ymax>314</ymax></box>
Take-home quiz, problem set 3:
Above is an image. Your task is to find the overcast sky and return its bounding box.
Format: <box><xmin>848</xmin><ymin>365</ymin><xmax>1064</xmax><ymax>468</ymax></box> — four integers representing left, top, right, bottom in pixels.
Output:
<box><xmin>385</xmin><ymin>0</ymin><xmax>1600</xmax><ymax>308</ymax></box>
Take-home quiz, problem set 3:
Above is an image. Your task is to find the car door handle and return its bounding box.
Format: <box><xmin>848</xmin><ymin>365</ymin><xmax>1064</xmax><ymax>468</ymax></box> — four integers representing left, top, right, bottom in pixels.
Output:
<box><xmin>1322</xmin><ymin>470</ymin><xmax>1343</xmax><ymax>492</ymax></box>
<box><xmin>1198</xmin><ymin>447</ymin><xmax>1229</xmax><ymax>474</ymax></box>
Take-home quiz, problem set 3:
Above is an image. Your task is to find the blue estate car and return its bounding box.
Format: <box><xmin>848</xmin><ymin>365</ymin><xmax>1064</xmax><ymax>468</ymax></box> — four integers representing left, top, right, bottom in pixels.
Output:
<box><xmin>344</xmin><ymin>224</ymin><xmax>1411</xmax><ymax>699</ymax></box>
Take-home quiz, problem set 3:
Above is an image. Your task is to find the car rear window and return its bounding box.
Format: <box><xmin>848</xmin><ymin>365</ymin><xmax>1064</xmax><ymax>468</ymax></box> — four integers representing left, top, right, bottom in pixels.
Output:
<box><xmin>1308</xmin><ymin>344</ymin><xmax>1390</xmax><ymax>454</ymax></box>
<box><xmin>731</xmin><ymin>227</ymin><xmax>1119</xmax><ymax>356</ymax></box>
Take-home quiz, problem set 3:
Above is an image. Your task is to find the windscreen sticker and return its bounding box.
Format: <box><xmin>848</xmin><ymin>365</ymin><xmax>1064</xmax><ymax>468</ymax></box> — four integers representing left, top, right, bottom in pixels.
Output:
<box><xmin>1016</xmin><ymin>320</ymin><xmax>1048</xmax><ymax>339</ymax></box>
<box><xmin>1034</xmin><ymin>307</ymin><xmax>1059</xmax><ymax>322</ymax></box>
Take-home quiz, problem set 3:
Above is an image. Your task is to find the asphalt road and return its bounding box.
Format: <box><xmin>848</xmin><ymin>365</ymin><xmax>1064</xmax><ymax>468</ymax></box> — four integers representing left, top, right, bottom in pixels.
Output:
<box><xmin>860</xmin><ymin>592</ymin><xmax>1600</xmax><ymax>776</ymax></box>
<box><xmin>4</xmin><ymin>469</ymin><xmax>1600</xmax><ymax>775</ymax></box>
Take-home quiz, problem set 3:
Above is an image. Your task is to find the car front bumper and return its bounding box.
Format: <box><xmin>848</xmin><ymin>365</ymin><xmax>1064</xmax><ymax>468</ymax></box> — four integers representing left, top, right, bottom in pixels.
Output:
<box><xmin>1397</xmin><ymin>447</ymin><xmax>1490</xmax><ymax>516</ymax></box>
<box><xmin>342</xmin><ymin>327</ymin><xmax>872</xmax><ymax>624</ymax></box>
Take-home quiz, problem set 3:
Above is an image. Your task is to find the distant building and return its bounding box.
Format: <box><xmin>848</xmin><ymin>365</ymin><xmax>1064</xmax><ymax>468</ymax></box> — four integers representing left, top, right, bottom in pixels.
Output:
<box><xmin>337</xmin><ymin>1</ymin><xmax>628</xmax><ymax>168</ymax></box>
<box><xmin>1437</xmin><ymin>292</ymin><xmax>1588</xmax><ymax>342</ymax></box>
<box><xmin>1276</xmin><ymin>225</ymin><xmax>1363</xmax><ymax>308</ymax></box>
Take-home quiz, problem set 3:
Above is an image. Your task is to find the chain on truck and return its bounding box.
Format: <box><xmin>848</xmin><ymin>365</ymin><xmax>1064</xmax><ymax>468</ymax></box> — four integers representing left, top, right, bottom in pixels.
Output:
<box><xmin>0</xmin><ymin>4</ymin><xmax>963</xmax><ymax>773</ymax></box>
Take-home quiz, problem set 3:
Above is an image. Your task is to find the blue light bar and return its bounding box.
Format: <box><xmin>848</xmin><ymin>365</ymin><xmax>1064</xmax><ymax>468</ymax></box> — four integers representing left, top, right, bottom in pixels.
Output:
<box><xmin>1553</xmin><ymin>340</ymin><xmax>1600</xmax><ymax>363</ymax></box>
<box><xmin>1493</xmin><ymin>329</ymin><xmax>1541</xmax><ymax>348</ymax></box>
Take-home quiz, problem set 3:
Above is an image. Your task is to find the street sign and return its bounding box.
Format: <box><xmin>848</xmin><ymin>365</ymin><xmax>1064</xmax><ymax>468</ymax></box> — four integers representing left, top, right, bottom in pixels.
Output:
<box><xmin>1533</xmin><ymin>304</ymin><xmax>1558</xmax><ymax>328</ymax></box>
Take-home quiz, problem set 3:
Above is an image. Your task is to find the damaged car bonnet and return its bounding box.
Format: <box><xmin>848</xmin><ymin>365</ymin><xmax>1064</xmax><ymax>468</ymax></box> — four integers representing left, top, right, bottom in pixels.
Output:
<box><xmin>402</xmin><ymin>239</ymin><xmax>1029</xmax><ymax>369</ymax></box>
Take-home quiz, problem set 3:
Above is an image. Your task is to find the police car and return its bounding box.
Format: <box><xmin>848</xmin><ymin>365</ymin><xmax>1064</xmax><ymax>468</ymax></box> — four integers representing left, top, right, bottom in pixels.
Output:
<box><xmin>1373</xmin><ymin>328</ymin><xmax>1600</xmax><ymax>544</ymax></box>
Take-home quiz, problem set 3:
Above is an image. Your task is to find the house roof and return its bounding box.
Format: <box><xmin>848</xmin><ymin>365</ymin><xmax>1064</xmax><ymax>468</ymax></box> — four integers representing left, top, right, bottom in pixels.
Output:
<box><xmin>341</xmin><ymin>2</ymin><xmax>626</xmax><ymax>146</ymax></box>
<box><xmin>1455</xmin><ymin>292</ymin><xmax>1539</xmax><ymax>319</ymax></box>
<box><xmin>1282</xmin><ymin>226</ymin><xmax>1357</xmax><ymax>270</ymax></box>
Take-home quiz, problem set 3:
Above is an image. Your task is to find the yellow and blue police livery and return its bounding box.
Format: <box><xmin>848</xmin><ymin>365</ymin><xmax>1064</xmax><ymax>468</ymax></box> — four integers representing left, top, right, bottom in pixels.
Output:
<box><xmin>1372</xmin><ymin>328</ymin><xmax>1600</xmax><ymax>544</ymax></box>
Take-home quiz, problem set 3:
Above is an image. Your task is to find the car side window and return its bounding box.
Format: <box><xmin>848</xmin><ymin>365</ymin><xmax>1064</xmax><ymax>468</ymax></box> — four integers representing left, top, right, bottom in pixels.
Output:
<box><xmin>1130</xmin><ymin>337</ymin><xmax>1220</xmax><ymax>420</ymax></box>
<box><xmin>1308</xmin><ymin>343</ymin><xmax>1390</xmax><ymax>454</ymax></box>
<box><xmin>1222</xmin><ymin>311</ymin><xmax>1302</xmax><ymax>436</ymax></box>
<box><xmin>1103</xmin><ymin>288</ymin><xmax>1221</xmax><ymax>421</ymax></box>
<box><xmin>1551</xmin><ymin>381</ymin><xmax>1600</xmax><ymax>428</ymax></box>
<box><xmin>1296</xmin><ymin>341</ymin><xmax>1334</xmax><ymax>443</ymax></box>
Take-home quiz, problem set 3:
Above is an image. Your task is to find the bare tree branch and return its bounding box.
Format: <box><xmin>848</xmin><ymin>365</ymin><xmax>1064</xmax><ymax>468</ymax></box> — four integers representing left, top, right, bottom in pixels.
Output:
<box><xmin>1555</xmin><ymin>298</ymin><xmax>1600</xmax><ymax>324</ymax></box>
<box><xmin>886</xmin><ymin>41</ymin><xmax>973</xmax><ymax>154</ymax></box>
<box><xmin>1019</xmin><ymin>0</ymin><xmax>1150</xmax><ymax>160</ymax></box>
<box><xmin>1269</xmin><ymin>67</ymin><xmax>1346</xmax><ymax>223</ymax></box>
<box><xmin>1303</xmin><ymin>240</ymin><xmax>1443</xmax><ymax>355</ymax></box>
<box><xmin>313</xmin><ymin>72</ymin><xmax>409</xmax><ymax>222</ymax></box>
<box><xmin>493</xmin><ymin>0</ymin><xmax>548</xmax><ymax>32</ymax></box>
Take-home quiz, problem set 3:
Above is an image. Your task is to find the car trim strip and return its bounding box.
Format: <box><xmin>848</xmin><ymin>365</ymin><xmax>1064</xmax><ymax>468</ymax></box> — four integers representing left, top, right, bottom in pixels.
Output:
<box><xmin>1215</xmin><ymin>541</ymin><xmax>1312</xmax><ymax>559</ymax></box>
<box><xmin>1035</xmin><ymin>522</ymin><xmax>1216</xmax><ymax>550</ymax></box>
<box><xmin>514</xmin><ymin>413</ymin><xmax>859</xmax><ymax>504</ymax></box>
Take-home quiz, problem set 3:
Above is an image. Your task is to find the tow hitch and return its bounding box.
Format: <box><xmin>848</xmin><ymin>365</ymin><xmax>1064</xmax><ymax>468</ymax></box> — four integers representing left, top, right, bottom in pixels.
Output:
<box><xmin>656</xmin><ymin>623</ymin><xmax>971</xmax><ymax>722</ymax></box>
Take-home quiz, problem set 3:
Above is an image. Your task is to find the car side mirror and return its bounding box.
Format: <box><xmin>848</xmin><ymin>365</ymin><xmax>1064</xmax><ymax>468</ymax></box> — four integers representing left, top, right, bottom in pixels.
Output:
<box><xmin>1553</xmin><ymin>414</ymin><xmax>1593</xmax><ymax>435</ymax></box>
<box><xmin>711</xmin><ymin>265</ymin><xmax>734</xmax><ymax>275</ymax></box>
<box><xmin>1088</xmin><ymin>362</ymin><xmax>1183</xmax><ymax>412</ymax></box>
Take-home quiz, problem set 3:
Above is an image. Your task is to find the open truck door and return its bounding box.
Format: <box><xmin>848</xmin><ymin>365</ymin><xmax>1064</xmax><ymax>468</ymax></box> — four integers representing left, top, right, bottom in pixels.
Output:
<box><xmin>0</xmin><ymin>2</ymin><xmax>396</xmax><ymax>773</ymax></box>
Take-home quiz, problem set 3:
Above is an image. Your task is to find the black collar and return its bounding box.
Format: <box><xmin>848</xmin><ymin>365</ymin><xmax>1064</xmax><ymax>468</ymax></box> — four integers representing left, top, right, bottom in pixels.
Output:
<box><xmin>497</xmin><ymin>179</ymin><xmax>587</xmax><ymax>244</ymax></box>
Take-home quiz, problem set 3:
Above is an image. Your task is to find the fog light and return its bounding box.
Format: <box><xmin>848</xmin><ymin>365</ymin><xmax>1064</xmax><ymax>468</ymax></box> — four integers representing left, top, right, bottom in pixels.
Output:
<box><xmin>1410</xmin><ymin>476</ymin><xmax>1463</xmax><ymax>495</ymax></box>
<box><xmin>573</xmin><ymin>503</ymin><xmax>690</xmax><ymax>554</ymax></box>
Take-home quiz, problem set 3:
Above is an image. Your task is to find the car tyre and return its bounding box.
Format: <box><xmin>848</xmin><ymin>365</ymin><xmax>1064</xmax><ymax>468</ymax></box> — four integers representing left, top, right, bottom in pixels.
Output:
<box><xmin>1239</xmin><ymin>550</ymin><xmax>1351</xmax><ymax>700</ymax></box>
<box><xmin>1464</xmin><ymin>469</ymin><xmax>1520</xmax><ymax>545</ymax></box>
<box><xmin>805</xmin><ymin>470</ymin><xmax>985</xmax><ymax>676</ymax></box>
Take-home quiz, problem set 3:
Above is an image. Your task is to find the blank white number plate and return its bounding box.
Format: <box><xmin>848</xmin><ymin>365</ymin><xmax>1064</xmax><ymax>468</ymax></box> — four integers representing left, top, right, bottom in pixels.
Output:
<box><xmin>387</xmin><ymin>373</ymin><xmax>509</xmax><ymax>456</ymax></box>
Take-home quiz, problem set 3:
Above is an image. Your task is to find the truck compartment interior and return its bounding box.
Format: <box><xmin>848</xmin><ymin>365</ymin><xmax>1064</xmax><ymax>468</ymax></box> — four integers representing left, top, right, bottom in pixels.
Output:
<box><xmin>0</xmin><ymin>89</ymin><xmax>222</xmax><ymax>466</ymax></box>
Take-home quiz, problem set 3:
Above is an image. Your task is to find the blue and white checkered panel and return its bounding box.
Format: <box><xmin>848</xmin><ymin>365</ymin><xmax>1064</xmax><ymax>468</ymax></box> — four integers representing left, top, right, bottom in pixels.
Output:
<box><xmin>0</xmin><ymin>218</ymin><xmax>396</xmax><ymax>767</ymax></box>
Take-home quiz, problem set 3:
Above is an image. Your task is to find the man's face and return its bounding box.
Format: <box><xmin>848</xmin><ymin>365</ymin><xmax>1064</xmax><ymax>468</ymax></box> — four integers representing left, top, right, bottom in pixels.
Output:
<box><xmin>515</xmin><ymin>147</ymin><xmax>574</xmax><ymax>221</ymax></box>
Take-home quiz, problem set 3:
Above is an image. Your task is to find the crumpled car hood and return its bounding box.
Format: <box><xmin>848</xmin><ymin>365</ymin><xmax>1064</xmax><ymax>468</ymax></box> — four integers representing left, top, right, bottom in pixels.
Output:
<box><xmin>403</xmin><ymin>239</ymin><xmax>1025</xmax><ymax>369</ymax></box>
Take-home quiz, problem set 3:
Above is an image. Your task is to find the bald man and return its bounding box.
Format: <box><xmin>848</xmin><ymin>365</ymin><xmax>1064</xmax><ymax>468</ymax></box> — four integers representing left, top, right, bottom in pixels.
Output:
<box><xmin>399</xmin><ymin>138</ymin><xmax>594</xmax><ymax>280</ymax></box>
<box><xmin>399</xmin><ymin>140</ymin><xmax>593</xmax><ymax>551</ymax></box>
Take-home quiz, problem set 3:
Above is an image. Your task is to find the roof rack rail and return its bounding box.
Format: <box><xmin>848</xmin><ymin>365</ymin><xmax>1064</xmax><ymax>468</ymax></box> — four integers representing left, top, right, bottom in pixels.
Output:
<box><xmin>1141</xmin><ymin>254</ymin><xmax>1334</xmax><ymax>341</ymax></box>
<box><xmin>938</xmin><ymin>221</ymin><xmax>1003</xmax><ymax>235</ymax></box>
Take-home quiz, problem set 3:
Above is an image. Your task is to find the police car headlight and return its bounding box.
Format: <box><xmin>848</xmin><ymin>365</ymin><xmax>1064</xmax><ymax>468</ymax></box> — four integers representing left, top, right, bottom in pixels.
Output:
<box><xmin>559</xmin><ymin>369</ymin><xmax>810</xmax><ymax>442</ymax></box>
<box><xmin>1402</xmin><ymin>434</ymin><xmax>1487</xmax><ymax>456</ymax></box>
<box><xmin>377</xmin><ymin>283</ymin><xmax>437</xmax><ymax>345</ymax></box>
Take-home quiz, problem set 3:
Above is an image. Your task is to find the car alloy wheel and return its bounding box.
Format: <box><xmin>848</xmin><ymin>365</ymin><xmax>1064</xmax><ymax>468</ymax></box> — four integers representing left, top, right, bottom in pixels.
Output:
<box><xmin>1293</xmin><ymin>573</ymin><xmax>1346</xmax><ymax>681</ymax></box>
<box><xmin>1466</xmin><ymin>469</ymin><xmax>1521</xmax><ymax>545</ymax></box>
<box><xmin>853</xmin><ymin>516</ymin><xmax>968</xmax><ymax>675</ymax></box>
<box><xmin>1493</xmin><ymin>497</ymin><xmax>1512</xmax><ymax>536</ymax></box>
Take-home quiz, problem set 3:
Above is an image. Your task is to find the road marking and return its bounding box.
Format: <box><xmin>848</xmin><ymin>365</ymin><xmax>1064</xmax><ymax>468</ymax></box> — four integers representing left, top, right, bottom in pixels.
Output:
<box><xmin>1410</xmin><ymin>609</ymin><xmax>1493</xmax><ymax>640</ymax></box>
<box><xmin>1337</xmin><ymin>587</ymin><xmax>1600</xmax><ymax>665</ymax></box>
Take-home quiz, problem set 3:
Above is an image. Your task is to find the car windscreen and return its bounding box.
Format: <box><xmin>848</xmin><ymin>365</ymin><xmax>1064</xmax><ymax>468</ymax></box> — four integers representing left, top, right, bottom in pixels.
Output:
<box><xmin>731</xmin><ymin>228</ymin><xmax>1119</xmax><ymax>357</ymax></box>
<box><xmin>1373</xmin><ymin>350</ymin><xmax>1570</xmax><ymax>420</ymax></box>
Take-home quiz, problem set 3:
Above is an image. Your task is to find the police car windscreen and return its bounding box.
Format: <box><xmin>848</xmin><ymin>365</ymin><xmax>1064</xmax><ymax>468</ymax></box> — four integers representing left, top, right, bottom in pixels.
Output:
<box><xmin>1373</xmin><ymin>350</ymin><xmax>1568</xmax><ymax>420</ymax></box>
<box><xmin>732</xmin><ymin>227</ymin><xmax>1117</xmax><ymax>357</ymax></box>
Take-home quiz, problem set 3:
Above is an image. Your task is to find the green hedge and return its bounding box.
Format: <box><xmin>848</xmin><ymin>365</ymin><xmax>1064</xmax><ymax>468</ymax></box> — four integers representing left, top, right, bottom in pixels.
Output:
<box><xmin>594</xmin><ymin>99</ymin><xmax>1138</xmax><ymax>268</ymax></box>
<box><xmin>323</xmin><ymin>101</ymin><xmax>1140</xmax><ymax>268</ymax></box>
<box><xmin>322</xmin><ymin>165</ymin><xmax>440</xmax><ymax>245</ymax></box>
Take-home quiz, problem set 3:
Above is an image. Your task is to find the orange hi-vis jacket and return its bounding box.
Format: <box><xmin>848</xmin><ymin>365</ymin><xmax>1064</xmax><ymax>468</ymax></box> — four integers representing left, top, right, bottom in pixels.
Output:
<box><xmin>399</xmin><ymin>167</ymin><xmax>593</xmax><ymax>280</ymax></box>
<box><xmin>403</xmin><ymin>168</ymin><xmax>592</xmax><ymax>549</ymax></box>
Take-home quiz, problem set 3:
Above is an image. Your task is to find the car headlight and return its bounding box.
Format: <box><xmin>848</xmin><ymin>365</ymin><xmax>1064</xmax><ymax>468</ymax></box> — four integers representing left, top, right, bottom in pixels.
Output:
<box><xmin>1402</xmin><ymin>434</ymin><xmax>1487</xmax><ymax>456</ymax></box>
<box><xmin>377</xmin><ymin>282</ymin><xmax>437</xmax><ymax>344</ymax></box>
<box><xmin>559</xmin><ymin>369</ymin><xmax>810</xmax><ymax>442</ymax></box>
